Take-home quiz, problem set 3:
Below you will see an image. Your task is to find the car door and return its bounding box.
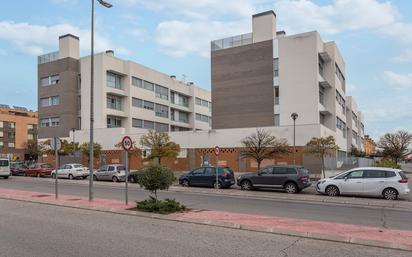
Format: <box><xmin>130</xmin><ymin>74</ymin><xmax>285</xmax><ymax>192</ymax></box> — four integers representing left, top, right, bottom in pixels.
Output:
<box><xmin>189</xmin><ymin>168</ymin><xmax>206</xmax><ymax>186</ymax></box>
<box><xmin>56</xmin><ymin>165</ymin><xmax>65</xmax><ymax>178</ymax></box>
<box><xmin>204</xmin><ymin>167</ymin><xmax>216</xmax><ymax>186</ymax></box>
<box><xmin>97</xmin><ymin>166</ymin><xmax>107</xmax><ymax>180</ymax></box>
<box><xmin>340</xmin><ymin>170</ymin><xmax>364</xmax><ymax>194</ymax></box>
<box><xmin>107</xmin><ymin>166</ymin><xmax>116</xmax><ymax>180</ymax></box>
<box><xmin>362</xmin><ymin>169</ymin><xmax>387</xmax><ymax>196</ymax></box>
<box><xmin>272</xmin><ymin>167</ymin><xmax>290</xmax><ymax>188</ymax></box>
<box><xmin>253</xmin><ymin>167</ymin><xmax>274</xmax><ymax>187</ymax></box>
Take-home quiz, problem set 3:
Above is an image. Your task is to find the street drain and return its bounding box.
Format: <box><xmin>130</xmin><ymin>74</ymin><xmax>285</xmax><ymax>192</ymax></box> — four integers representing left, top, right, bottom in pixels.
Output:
<box><xmin>32</xmin><ymin>194</ymin><xmax>51</xmax><ymax>198</ymax></box>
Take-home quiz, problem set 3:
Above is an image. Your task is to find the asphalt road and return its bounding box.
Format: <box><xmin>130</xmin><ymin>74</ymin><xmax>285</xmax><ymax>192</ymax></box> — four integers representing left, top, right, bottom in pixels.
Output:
<box><xmin>2</xmin><ymin>176</ymin><xmax>412</xmax><ymax>231</ymax></box>
<box><xmin>0</xmin><ymin>199</ymin><xmax>410</xmax><ymax>257</ymax></box>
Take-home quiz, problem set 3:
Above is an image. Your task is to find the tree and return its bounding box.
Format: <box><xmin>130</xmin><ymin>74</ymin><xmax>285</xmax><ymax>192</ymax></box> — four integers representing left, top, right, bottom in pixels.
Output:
<box><xmin>41</xmin><ymin>139</ymin><xmax>78</xmax><ymax>156</ymax></box>
<box><xmin>378</xmin><ymin>130</ymin><xmax>412</xmax><ymax>163</ymax></box>
<box><xmin>136</xmin><ymin>164</ymin><xmax>175</xmax><ymax>201</ymax></box>
<box><xmin>24</xmin><ymin>140</ymin><xmax>41</xmax><ymax>161</ymax></box>
<box><xmin>350</xmin><ymin>146</ymin><xmax>365</xmax><ymax>158</ymax></box>
<box><xmin>240</xmin><ymin>129</ymin><xmax>289</xmax><ymax>170</ymax></box>
<box><xmin>139</xmin><ymin>130</ymin><xmax>180</xmax><ymax>164</ymax></box>
<box><xmin>80</xmin><ymin>142</ymin><xmax>102</xmax><ymax>161</ymax></box>
<box><xmin>305</xmin><ymin>136</ymin><xmax>339</xmax><ymax>178</ymax></box>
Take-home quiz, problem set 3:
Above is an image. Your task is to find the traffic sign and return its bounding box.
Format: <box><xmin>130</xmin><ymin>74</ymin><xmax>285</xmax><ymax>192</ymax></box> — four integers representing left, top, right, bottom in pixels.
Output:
<box><xmin>214</xmin><ymin>146</ymin><xmax>220</xmax><ymax>156</ymax></box>
<box><xmin>121</xmin><ymin>136</ymin><xmax>133</xmax><ymax>152</ymax></box>
<box><xmin>51</xmin><ymin>137</ymin><xmax>61</xmax><ymax>151</ymax></box>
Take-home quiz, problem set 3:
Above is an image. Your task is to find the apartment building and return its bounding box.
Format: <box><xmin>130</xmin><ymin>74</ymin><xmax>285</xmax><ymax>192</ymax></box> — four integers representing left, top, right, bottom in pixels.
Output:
<box><xmin>345</xmin><ymin>96</ymin><xmax>365</xmax><ymax>152</ymax></box>
<box><xmin>37</xmin><ymin>34</ymin><xmax>211</xmax><ymax>139</ymax></box>
<box><xmin>211</xmin><ymin>10</ymin><xmax>365</xmax><ymax>153</ymax></box>
<box><xmin>363</xmin><ymin>135</ymin><xmax>376</xmax><ymax>157</ymax></box>
<box><xmin>0</xmin><ymin>105</ymin><xmax>38</xmax><ymax>160</ymax></box>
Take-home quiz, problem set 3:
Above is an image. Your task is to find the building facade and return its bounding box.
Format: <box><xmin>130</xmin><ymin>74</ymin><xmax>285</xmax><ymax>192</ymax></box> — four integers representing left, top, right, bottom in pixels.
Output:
<box><xmin>37</xmin><ymin>34</ymin><xmax>211</xmax><ymax>139</ymax></box>
<box><xmin>0</xmin><ymin>105</ymin><xmax>38</xmax><ymax>160</ymax></box>
<box><xmin>363</xmin><ymin>135</ymin><xmax>376</xmax><ymax>157</ymax></box>
<box><xmin>211</xmin><ymin>10</ymin><xmax>365</xmax><ymax>153</ymax></box>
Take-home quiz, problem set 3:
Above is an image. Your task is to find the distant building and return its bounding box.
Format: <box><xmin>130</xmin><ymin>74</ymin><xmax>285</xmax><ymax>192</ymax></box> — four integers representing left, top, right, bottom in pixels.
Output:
<box><xmin>210</xmin><ymin>10</ymin><xmax>365</xmax><ymax>154</ymax></box>
<box><xmin>363</xmin><ymin>135</ymin><xmax>377</xmax><ymax>157</ymax></box>
<box><xmin>37</xmin><ymin>34</ymin><xmax>211</xmax><ymax>139</ymax></box>
<box><xmin>0</xmin><ymin>105</ymin><xmax>38</xmax><ymax>160</ymax></box>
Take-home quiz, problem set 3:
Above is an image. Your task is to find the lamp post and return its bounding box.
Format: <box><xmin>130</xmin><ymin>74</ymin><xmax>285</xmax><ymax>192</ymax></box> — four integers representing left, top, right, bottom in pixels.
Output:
<box><xmin>291</xmin><ymin>113</ymin><xmax>298</xmax><ymax>165</ymax></box>
<box><xmin>89</xmin><ymin>0</ymin><xmax>113</xmax><ymax>201</ymax></box>
<box><xmin>71</xmin><ymin>128</ymin><xmax>76</xmax><ymax>153</ymax></box>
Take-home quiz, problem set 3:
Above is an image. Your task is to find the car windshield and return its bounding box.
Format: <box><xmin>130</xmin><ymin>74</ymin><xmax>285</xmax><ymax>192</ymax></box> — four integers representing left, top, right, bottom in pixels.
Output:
<box><xmin>117</xmin><ymin>166</ymin><xmax>126</xmax><ymax>171</ymax></box>
<box><xmin>73</xmin><ymin>164</ymin><xmax>83</xmax><ymax>168</ymax></box>
<box><xmin>0</xmin><ymin>160</ymin><xmax>9</xmax><ymax>167</ymax></box>
<box><xmin>333</xmin><ymin>171</ymin><xmax>349</xmax><ymax>179</ymax></box>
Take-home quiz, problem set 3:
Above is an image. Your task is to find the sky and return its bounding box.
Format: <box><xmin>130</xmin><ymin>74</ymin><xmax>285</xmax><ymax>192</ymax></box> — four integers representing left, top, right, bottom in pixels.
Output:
<box><xmin>0</xmin><ymin>0</ymin><xmax>411</xmax><ymax>140</ymax></box>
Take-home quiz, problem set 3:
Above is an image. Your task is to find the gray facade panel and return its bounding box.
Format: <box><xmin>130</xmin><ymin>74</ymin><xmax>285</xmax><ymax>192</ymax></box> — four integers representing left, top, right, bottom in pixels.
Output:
<box><xmin>211</xmin><ymin>40</ymin><xmax>274</xmax><ymax>129</ymax></box>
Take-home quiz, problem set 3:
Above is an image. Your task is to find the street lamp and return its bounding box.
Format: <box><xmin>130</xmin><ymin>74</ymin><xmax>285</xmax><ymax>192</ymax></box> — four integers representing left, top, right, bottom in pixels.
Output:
<box><xmin>89</xmin><ymin>0</ymin><xmax>113</xmax><ymax>201</ymax></box>
<box><xmin>71</xmin><ymin>128</ymin><xmax>76</xmax><ymax>153</ymax></box>
<box><xmin>291</xmin><ymin>113</ymin><xmax>298</xmax><ymax>165</ymax></box>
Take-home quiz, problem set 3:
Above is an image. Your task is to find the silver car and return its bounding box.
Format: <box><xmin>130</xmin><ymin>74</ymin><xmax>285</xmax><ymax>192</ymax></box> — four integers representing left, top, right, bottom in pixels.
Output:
<box><xmin>316</xmin><ymin>167</ymin><xmax>410</xmax><ymax>200</ymax></box>
<box><xmin>51</xmin><ymin>163</ymin><xmax>89</xmax><ymax>179</ymax></box>
<box><xmin>93</xmin><ymin>164</ymin><xmax>126</xmax><ymax>182</ymax></box>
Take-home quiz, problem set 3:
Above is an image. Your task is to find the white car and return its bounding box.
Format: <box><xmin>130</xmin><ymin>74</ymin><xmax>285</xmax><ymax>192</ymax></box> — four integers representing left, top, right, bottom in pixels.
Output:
<box><xmin>0</xmin><ymin>158</ymin><xmax>10</xmax><ymax>179</ymax></box>
<box><xmin>316</xmin><ymin>167</ymin><xmax>410</xmax><ymax>200</ymax></box>
<box><xmin>51</xmin><ymin>164</ymin><xmax>90</xmax><ymax>180</ymax></box>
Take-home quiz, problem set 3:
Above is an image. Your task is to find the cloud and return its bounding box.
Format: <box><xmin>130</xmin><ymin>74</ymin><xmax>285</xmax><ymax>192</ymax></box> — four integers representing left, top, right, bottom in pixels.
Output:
<box><xmin>383</xmin><ymin>71</ymin><xmax>412</xmax><ymax>89</ymax></box>
<box><xmin>155</xmin><ymin>19</ymin><xmax>250</xmax><ymax>57</ymax></box>
<box><xmin>346</xmin><ymin>83</ymin><xmax>357</xmax><ymax>93</ymax></box>
<box><xmin>392</xmin><ymin>49</ymin><xmax>412</xmax><ymax>63</ymax></box>
<box><xmin>0</xmin><ymin>21</ymin><xmax>129</xmax><ymax>56</ymax></box>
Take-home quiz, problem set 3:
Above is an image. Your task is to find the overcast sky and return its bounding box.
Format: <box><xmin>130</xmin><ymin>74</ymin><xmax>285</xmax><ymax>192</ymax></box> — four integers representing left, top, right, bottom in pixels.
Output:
<box><xmin>0</xmin><ymin>0</ymin><xmax>411</xmax><ymax>140</ymax></box>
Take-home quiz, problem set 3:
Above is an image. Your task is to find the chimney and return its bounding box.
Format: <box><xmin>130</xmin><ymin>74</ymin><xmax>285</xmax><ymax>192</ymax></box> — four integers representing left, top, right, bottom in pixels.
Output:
<box><xmin>59</xmin><ymin>34</ymin><xmax>80</xmax><ymax>59</ymax></box>
<box><xmin>170</xmin><ymin>75</ymin><xmax>176</xmax><ymax>79</ymax></box>
<box><xmin>105</xmin><ymin>50</ymin><xmax>114</xmax><ymax>56</ymax></box>
<box><xmin>188</xmin><ymin>82</ymin><xmax>194</xmax><ymax>86</ymax></box>
<box><xmin>252</xmin><ymin>10</ymin><xmax>276</xmax><ymax>43</ymax></box>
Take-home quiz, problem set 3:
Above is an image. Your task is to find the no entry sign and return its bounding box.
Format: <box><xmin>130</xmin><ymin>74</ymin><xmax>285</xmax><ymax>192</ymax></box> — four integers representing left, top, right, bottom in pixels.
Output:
<box><xmin>121</xmin><ymin>136</ymin><xmax>133</xmax><ymax>152</ymax></box>
<box><xmin>214</xmin><ymin>146</ymin><xmax>220</xmax><ymax>156</ymax></box>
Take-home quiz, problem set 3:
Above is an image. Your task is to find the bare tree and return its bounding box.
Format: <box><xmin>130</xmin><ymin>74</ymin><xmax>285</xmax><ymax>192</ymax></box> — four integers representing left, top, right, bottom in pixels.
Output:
<box><xmin>139</xmin><ymin>130</ymin><xmax>180</xmax><ymax>165</ymax></box>
<box><xmin>240</xmin><ymin>129</ymin><xmax>289</xmax><ymax>170</ymax></box>
<box><xmin>305</xmin><ymin>136</ymin><xmax>339</xmax><ymax>178</ymax></box>
<box><xmin>378</xmin><ymin>130</ymin><xmax>412</xmax><ymax>163</ymax></box>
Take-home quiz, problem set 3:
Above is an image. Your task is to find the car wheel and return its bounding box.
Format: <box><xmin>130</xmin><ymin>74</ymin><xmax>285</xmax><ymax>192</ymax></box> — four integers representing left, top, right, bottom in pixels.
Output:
<box><xmin>4</xmin><ymin>176</ymin><xmax>9</xmax><ymax>179</ymax></box>
<box><xmin>383</xmin><ymin>188</ymin><xmax>398</xmax><ymax>200</ymax></box>
<box><xmin>93</xmin><ymin>175</ymin><xmax>98</xmax><ymax>181</ymax></box>
<box><xmin>240</xmin><ymin>180</ymin><xmax>252</xmax><ymax>190</ymax></box>
<box><xmin>181</xmin><ymin>179</ymin><xmax>189</xmax><ymax>187</ymax></box>
<box><xmin>112</xmin><ymin>176</ymin><xmax>119</xmax><ymax>183</ymax></box>
<box><xmin>326</xmin><ymin>185</ymin><xmax>340</xmax><ymax>197</ymax></box>
<box><xmin>68</xmin><ymin>174</ymin><xmax>74</xmax><ymax>180</ymax></box>
<box><xmin>285</xmin><ymin>182</ymin><xmax>298</xmax><ymax>194</ymax></box>
<box><xmin>52</xmin><ymin>174</ymin><xmax>56</xmax><ymax>179</ymax></box>
<box><xmin>213</xmin><ymin>181</ymin><xmax>222</xmax><ymax>189</ymax></box>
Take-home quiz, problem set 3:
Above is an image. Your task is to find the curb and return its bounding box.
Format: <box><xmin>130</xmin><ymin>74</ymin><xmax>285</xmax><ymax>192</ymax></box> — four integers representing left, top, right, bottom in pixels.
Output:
<box><xmin>0</xmin><ymin>196</ymin><xmax>411</xmax><ymax>252</ymax></box>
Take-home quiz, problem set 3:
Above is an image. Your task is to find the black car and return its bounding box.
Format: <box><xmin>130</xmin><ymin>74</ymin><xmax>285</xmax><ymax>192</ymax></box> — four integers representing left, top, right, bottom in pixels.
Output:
<box><xmin>10</xmin><ymin>162</ymin><xmax>27</xmax><ymax>176</ymax></box>
<box><xmin>128</xmin><ymin>170</ymin><xmax>139</xmax><ymax>183</ymax></box>
<box><xmin>237</xmin><ymin>165</ymin><xmax>311</xmax><ymax>193</ymax></box>
<box><xmin>179</xmin><ymin>166</ymin><xmax>235</xmax><ymax>188</ymax></box>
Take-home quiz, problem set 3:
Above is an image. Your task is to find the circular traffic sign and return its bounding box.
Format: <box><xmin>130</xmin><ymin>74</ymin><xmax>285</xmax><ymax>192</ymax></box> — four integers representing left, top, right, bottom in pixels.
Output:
<box><xmin>214</xmin><ymin>146</ymin><xmax>220</xmax><ymax>156</ymax></box>
<box><xmin>121</xmin><ymin>136</ymin><xmax>133</xmax><ymax>152</ymax></box>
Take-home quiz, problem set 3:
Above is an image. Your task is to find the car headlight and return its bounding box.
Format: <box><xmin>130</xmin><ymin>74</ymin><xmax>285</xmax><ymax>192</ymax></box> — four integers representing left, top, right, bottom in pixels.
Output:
<box><xmin>237</xmin><ymin>176</ymin><xmax>242</xmax><ymax>180</ymax></box>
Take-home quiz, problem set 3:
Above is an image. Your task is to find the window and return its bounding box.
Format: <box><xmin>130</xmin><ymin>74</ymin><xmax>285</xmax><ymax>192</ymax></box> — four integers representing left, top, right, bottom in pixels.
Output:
<box><xmin>0</xmin><ymin>131</ymin><xmax>3</xmax><ymax>138</ymax></box>
<box><xmin>352</xmin><ymin>130</ymin><xmax>358</xmax><ymax>140</ymax></box>
<box><xmin>336</xmin><ymin>117</ymin><xmax>346</xmax><ymax>131</ymax></box>
<box><xmin>195</xmin><ymin>97</ymin><xmax>202</xmax><ymax>105</ymax></box>
<box><xmin>201</xmin><ymin>99</ymin><xmax>208</xmax><ymax>107</ymax></box>
<box><xmin>259</xmin><ymin>167</ymin><xmax>273</xmax><ymax>175</ymax></box>
<box><xmin>8</xmin><ymin>122</ymin><xmax>15</xmax><ymax>129</ymax></box>
<box><xmin>132</xmin><ymin>118</ymin><xmax>143</xmax><ymax>128</ymax></box>
<box><xmin>107</xmin><ymin>72</ymin><xmax>122</xmax><ymax>89</ymax></box>
<box><xmin>8</xmin><ymin>142</ymin><xmax>15</xmax><ymax>148</ymax></box>
<box><xmin>106</xmin><ymin>95</ymin><xmax>122</xmax><ymax>110</ymax></box>
<box><xmin>347</xmin><ymin>170</ymin><xmax>363</xmax><ymax>179</ymax></box>
<box><xmin>155</xmin><ymin>85</ymin><xmax>169</xmax><ymax>100</ymax></box>
<box><xmin>0</xmin><ymin>141</ymin><xmax>3</xmax><ymax>148</ymax></box>
<box><xmin>386</xmin><ymin>171</ymin><xmax>396</xmax><ymax>178</ymax></box>
<box><xmin>132</xmin><ymin>77</ymin><xmax>142</xmax><ymax>87</ymax></box>
<box><xmin>336</xmin><ymin>90</ymin><xmax>345</xmax><ymax>113</ymax></box>
<box><xmin>0</xmin><ymin>121</ymin><xmax>3</xmax><ymax>128</ymax></box>
<box><xmin>170</xmin><ymin>91</ymin><xmax>175</xmax><ymax>104</ymax></box>
<box><xmin>143</xmin><ymin>80</ymin><xmax>154</xmax><ymax>91</ymax></box>
<box><xmin>273</xmin><ymin>58</ymin><xmax>279</xmax><ymax>77</ymax></box>
<box><xmin>274</xmin><ymin>86</ymin><xmax>279</xmax><ymax>105</ymax></box>
<box><xmin>335</xmin><ymin>63</ymin><xmax>346</xmax><ymax>92</ymax></box>
<box><xmin>27</xmin><ymin>124</ymin><xmax>34</xmax><ymax>130</ymax></box>
<box><xmin>195</xmin><ymin>113</ymin><xmax>210</xmax><ymax>123</ymax></box>
<box><xmin>192</xmin><ymin>168</ymin><xmax>205</xmax><ymax>175</ymax></box>
<box><xmin>40</xmin><ymin>96</ymin><xmax>60</xmax><ymax>107</ymax></box>
<box><xmin>40</xmin><ymin>74</ymin><xmax>59</xmax><ymax>86</ymax></box>
<box><xmin>155</xmin><ymin>104</ymin><xmax>169</xmax><ymax>118</ymax></box>
<box><xmin>8</xmin><ymin>132</ymin><xmax>15</xmax><ymax>139</ymax></box>
<box><xmin>108</xmin><ymin>166</ymin><xmax>115</xmax><ymax>172</ymax></box>
<box><xmin>364</xmin><ymin>170</ymin><xmax>386</xmax><ymax>178</ymax></box>
<box><xmin>143</xmin><ymin>100</ymin><xmax>154</xmax><ymax>111</ymax></box>
<box><xmin>132</xmin><ymin>97</ymin><xmax>143</xmax><ymax>108</ymax></box>
<box><xmin>274</xmin><ymin>114</ymin><xmax>280</xmax><ymax>127</ymax></box>
<box><xmin>27</xmin><ymin>134</ymin><xmax>34</xmax><ymax>140</ymax></box>
<box><xmin>172</xmin><ymin>93</ymin><xmax>189</xmax><ymax>107</ymax></box>
<box><xmin>170</xmin><ymin>109</ymin><xmax>175</xmax><ymax>121</ymax></box>
<box><xmin>155</xmin><ymin>122</ymin><xmax>169</xmax><ymax>132</ymax></box>
<box><xmin>352</xmin><ymin>111</ymin><xmax>358</xmax><ymax>126</ymax></box>
<box><xmin>178</xmin><ymin>111</ymin><xmax>189</xmax><ymax>123</ymax></box>
<box><xmin>106</xmin><ymin>116</ymin><xmax>122</xmax><ymax>128</ymax></box>
<box><xmin>132</xmin><ymin>119</ymin><xmax>155</xmax><ymax>129</ymax></box>
<box><xmin>143</xmin><ymin>120</ymin><xmax>155</xmax><ymax>129</ymax></box>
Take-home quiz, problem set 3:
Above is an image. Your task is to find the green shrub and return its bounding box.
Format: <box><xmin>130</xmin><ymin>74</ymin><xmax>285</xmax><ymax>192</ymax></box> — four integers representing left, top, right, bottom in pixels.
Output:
<box><xmin>136</xmin><ymin>164</ymin><xmax>175</xmax><ymax>200</ymax></box>
<box><xmin>137</xmin><ymin>197</ymin><xmax>187</xmax><ymax>214</ymax></box>
<box><xmin>373</xmin><ymin>159</ymin><xmax>401</xmax><ymax>169</ymax></box>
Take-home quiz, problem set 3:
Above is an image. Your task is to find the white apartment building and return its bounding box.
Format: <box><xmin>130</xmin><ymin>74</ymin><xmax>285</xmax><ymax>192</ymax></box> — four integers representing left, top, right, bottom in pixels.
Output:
<box><xmin>37</xmin><ymin>35</ymin><xmax>211</xmax><ymax>139</ymax></box>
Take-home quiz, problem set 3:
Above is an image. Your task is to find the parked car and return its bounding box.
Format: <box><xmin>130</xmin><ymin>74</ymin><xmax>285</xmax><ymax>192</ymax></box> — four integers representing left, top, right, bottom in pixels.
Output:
<box><xmin>128</xmin><ymin>170</ymin><xmax>139</xmax><ymax>183</ymax></box>
<box><xmin>316</xmin><ymin>167</ymin><xmax>410</xmax><ymax>200</ymax></box>
<box><xmin>93</xmin><ymin>164</ymin><xmax>126</xmax><ymax>182</ymax></box>
<box><xmin>10</xmin><ymin>162</ymin><xmax>26</xmax><ymax>176</ymax></box>
<box><xmin>179</xmin><ymin>166</ymin><xmax>235</xmax><ymax>188</ymax></box>
<box><xmin>237</xmin><ymin>165</ymin><xmax>311</xmax><ymax>193</ymax></box>
<box><xmin>51</xmin><ymin>164</ymin><xmax>89</xmax><ymax>180</ymax></box>
<box><xmin>0</xmin><ymin>158</ymin><xmax>10</xmax><ymax>179</ymax></box>
<box><xmin>24</xmin><ymin>163</ymin><xmax>54</xmax><ymax>177</ymax></box>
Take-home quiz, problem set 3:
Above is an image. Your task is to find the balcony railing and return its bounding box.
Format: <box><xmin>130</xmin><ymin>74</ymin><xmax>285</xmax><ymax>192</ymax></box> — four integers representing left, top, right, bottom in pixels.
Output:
<box><xmin>38</xmin><ymin>51</ymin><xmax>59</xmax><ymax>64</ymax></box>
<box><xmin>211</xmin><ymin>33</ymin><xmax>253</xmax><ymax>51</ymax></box>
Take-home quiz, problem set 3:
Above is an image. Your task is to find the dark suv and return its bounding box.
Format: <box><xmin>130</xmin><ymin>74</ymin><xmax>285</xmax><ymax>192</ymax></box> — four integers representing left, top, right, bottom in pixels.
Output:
<box><xmin>179</xmin><ymin>166</ymin><xmax>235</xmax><ymax>188</ymax></box>
<box><xmin>237</xmin><ymin>165</ymin><xmax>311</xmax><ymax>193</ymax></box>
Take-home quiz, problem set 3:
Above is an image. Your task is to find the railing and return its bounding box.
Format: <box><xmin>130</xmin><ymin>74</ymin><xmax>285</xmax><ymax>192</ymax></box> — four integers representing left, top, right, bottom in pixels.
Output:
<box><xmin>38</xmin><ymin>51</ymin><xmax>59</xmax><ymax>64</ymax></box>
<box><xmin>211</xmin><ymin>33</ymin><xmax>253</xmax><ymax>51</ymax></box>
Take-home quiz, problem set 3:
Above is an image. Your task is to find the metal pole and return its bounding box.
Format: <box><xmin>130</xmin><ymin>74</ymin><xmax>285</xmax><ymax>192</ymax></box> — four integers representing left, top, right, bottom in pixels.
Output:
<box><xmin>215</xmin><ymin>155</ymin><xmax>219</xmax><ymax>190</ymax></box>
<box><xmin>125</xmin><ymin>151</ymin><xmax>128</xmax><ymax>205</ymax></box>
<box><xmin>89</xmin><ymin>0</ymin><xmax>94</xmax><ymax>201</ymax></box>
<box><xmin>293</xmin><ymin>119</ymin><xmax>296</xmax><ymax>165</ymax></box>
<box><xmin>55</xmin><ymin>139</ymin><xmax>59</xmax><ymax>199</ymax></box>
<box><xmin>72</xmin><ymin>129</ymin><xmax>76</xmax><ymax>153</ymax></box>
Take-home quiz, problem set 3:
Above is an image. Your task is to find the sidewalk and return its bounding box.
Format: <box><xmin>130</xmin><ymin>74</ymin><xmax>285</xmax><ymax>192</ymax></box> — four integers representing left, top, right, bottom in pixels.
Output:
<box><xmin>0</xmin><ymin>188</ymin><xmax>411</xmax><ymax>251</ymax></box>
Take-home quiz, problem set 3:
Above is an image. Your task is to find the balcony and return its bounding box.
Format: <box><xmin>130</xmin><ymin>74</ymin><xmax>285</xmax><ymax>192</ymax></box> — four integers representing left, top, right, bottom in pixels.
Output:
<box><xmin>38</xmin><ymin>51</ymin><xmax>59</xmax><ymax>64</ymax></box>
<box><xmin>319</xmin><ymin>52</ymin><xmax>331</xmax><ymax>63</ymax></box>
<box><xmin>318</xmin><ymin>103</ymin><xmax>331</xmax><ymax>115</ymax></box>
<box><xmin>318</xmin><ymin>73</ymin><xmax>332</xmax><ymax>88</ymax></box>
<box><xmin>211</xmin><ymin>33</ymin><xmax>253</xmax><ymax>51</ymax></box>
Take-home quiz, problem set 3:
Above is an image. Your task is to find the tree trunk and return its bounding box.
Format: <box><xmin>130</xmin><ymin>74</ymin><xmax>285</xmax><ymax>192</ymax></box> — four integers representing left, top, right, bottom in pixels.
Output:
<box><xmin>257</xmin><ymin>160</ymin><xmax>261</xmax><ymax>171</ymax></box>
<box><xmin>321</xmin><ymin>154</ymin><xmax>325</xmax><ymax>178</ymax></box>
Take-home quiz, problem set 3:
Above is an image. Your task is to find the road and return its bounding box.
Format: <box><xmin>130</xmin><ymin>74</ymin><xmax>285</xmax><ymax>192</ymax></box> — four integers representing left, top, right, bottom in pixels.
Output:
<box><xmin>1</xmin><ymin>176</ymin><xmax>412</xmax><ymax>231</ymax></box>
<box><xmin>0</xmin><ymin>199</ymin><xmax>410</xmax><ymax>257</ymax></box>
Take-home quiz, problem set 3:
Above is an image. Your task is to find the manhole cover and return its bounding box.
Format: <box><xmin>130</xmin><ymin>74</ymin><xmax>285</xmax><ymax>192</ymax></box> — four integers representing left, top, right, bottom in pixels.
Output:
<box><xmin>32</xmin><ymin>194</ymin><xmax>51</xmax><ymax>198</ymax></box>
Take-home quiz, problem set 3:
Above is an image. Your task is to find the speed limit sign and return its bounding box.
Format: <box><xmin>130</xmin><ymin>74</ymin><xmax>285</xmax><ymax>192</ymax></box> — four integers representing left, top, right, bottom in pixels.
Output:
<box><xmin>214</xmin><ymin>146</ymin><xmax>220</xmax><ymax>156</ymax></box>
<box><xmin>121</xmin><ymin>136</ymin><xmax>133</xmax><ymax>152</ymax></box>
